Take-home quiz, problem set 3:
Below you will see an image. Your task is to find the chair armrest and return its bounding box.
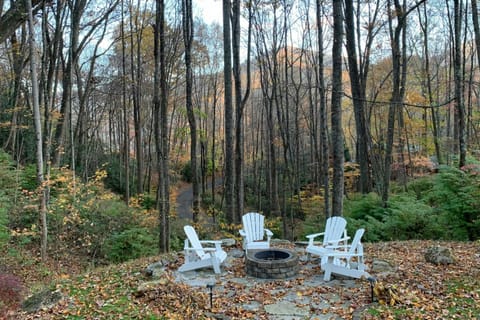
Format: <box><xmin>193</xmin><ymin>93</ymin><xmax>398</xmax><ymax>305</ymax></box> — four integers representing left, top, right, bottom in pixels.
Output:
<box><xmin>185</xmin><ymin>246</ymin><xmax>218</xmax><ymax>253</ymax></box>
<box><xmin>325</xmin><ymin>236</ymin><xmax>350</xmax><ymax>246</ymax></box>
<box><xmin>324</xmin><ymin>251</ymin><xmax>362</xmax><ymax>258</ymax></box>
<box><xmin>265</xmin><ymin>229</ymin><xmax>273</xmax><ymax>237</ymax></box>
<box><xmin>200</xmin><ymin>240</ymin><xmax>223</xmax><ymax>250</ymax></box>
<box><xmin>199</xmin><ymin>240</ymin><xmax>222</xmax><ymax>245</ymax></box>
<box><xmin>239</xmin><ymin>229</ymin><xmax>246</xmax><ymax>237</ymax></box>
<box><xmin>306</xmin><ymin>232</ymin><xmax>326</xmax><ymax>240</ymax></box>
<box><xmin>306</xmin><ymin>232</ymin><xmax>326</xmax><ymax>246</ymax></box>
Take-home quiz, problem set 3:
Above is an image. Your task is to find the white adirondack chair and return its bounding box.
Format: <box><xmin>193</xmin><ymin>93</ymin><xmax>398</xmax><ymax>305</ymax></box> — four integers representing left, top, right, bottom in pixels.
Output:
<box><xmin>306</xmin><ymin>216</ymin><xmax>349</xmax><ymax>264</ymax></box>
<box><xmin>178</xmin><ymin>225</ymin><xmax>227</xmax><ymax>274</ymax></box>
<box><xmin>320</xmin><ymin>228</ymin><xmax>370</xmax><ymax>281</ymax></box>
<box><xmin>239</xmin><ymin>212</ymin><xmax>273</xmax><ymax>252</ymax></box>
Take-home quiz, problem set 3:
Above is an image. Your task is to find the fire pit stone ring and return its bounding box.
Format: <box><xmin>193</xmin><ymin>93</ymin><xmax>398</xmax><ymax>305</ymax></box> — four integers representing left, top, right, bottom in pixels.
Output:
<box><xmin>245</xmin><ymin>248</ymin><xmax>299</xmax><ymax>279</ymax></box>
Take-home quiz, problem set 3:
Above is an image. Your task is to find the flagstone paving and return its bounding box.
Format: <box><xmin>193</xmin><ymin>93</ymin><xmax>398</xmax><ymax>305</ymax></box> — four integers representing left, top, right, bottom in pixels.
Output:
<box><xmin>175</xmin><ymin>246</ymin><xmax>371</xmax><ymax>319</ymax></box>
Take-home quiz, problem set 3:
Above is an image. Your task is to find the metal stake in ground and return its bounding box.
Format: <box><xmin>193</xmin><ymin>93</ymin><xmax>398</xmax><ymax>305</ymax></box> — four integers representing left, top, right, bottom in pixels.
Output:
<box><xmin>206</xmin><ymin>283</ymin><xmax>214</xmax><ymax>309</ymax></box>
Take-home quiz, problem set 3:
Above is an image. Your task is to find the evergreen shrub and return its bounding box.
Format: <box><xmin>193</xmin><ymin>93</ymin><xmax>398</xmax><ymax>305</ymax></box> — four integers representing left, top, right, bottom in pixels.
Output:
<box><xmin>425</xmin><ymin>165</ymin><xmax>480</xmax><ymax>240</ymax></box>
<box><xmin>104</xmin><ymin>227</ymin><xmax>157</xmax><ymax>263</ymax></box>
<box><xmin>344</xmin><ymin>165</ymin><xmax>480</xmax><ymax>241</ymax></box>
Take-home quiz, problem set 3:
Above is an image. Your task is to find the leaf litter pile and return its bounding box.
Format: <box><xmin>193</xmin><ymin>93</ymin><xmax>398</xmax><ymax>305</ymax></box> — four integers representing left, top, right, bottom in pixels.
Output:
<box><xmin>10</xmin><ymin>240</ymin><xmax>480</xmax><ymax>319</ymax></box>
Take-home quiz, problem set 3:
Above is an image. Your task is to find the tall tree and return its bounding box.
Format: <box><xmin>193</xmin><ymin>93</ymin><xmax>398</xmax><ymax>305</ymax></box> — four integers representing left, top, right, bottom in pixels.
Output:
<box><xmin>26</xmin><ymin>0</ymin><xmax>48</xmax><ymax>259</ymax></box>
<box><xmin>232</xmin><ymin>0</ymin><xmax>243</xmax><ymax>223</ymax></box>
<box><xmin>182</xmin><ymin>0</ymin><xmax>200</xmax><ymax>221</ymax></box>
<box><xmin>316</xmin><ymin>0</ymin><xmax>330</xmax><ymax>218</ymax></box>
<box><xmin>417</xmin><ymin>1</ymin><xmax>442</xmax><ymax>165</ymax></box>
<box><xmin>344</xmin><ymin>0</ymin><xmax>379</xmax><ymax>194</ymax></box>
<box><xmin>223</xmin><ymin>0</ymin><xmax>235</xmax><ymax>224</ymax></box>
<box><xmin>121</xmin><ymin>0</ymin><xmax>130</xmax><ymax>204</ymax></box>
<box><xmin>331</xmin><ymin>0</ymin><xmax>344</xmax><ymax>216</ymax></box>
<box><xmin>253</xmin><ymin>1</ymin><xmax>282</xmax><ymax>219</ymax></box>
<box><xmin>233</xmin><ymin>0</ymin><xmax>252</xmax><ymax>223</ymax></box>
<box><xmin>154</xmin><ymin>0</ymin><xmax>170</xmax><ymax>252</ymax></box>
<box><xmin>128</xmin><ymin>0</ymin><xmax>146</xmax><ymax>195</ymax></box>
<box><xmin>454</xmin><ymin>0</ymin><xmax>466</xmax><ymax>168</ymax></box>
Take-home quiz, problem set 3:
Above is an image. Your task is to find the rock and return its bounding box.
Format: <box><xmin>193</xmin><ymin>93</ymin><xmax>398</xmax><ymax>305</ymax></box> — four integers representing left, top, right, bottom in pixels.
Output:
<box><xmin>229</xmin><ymin>249</ymin><xmax>244</xmax><ymax>258</ymax></box>
<box><xmin>424</xmin><ymin>246</ymin><xmax>454</xmax><ymax>265</ymax></box>
<box><xmin>271</xmin><ymin>239</ymin><xmax>292</xmax><ymax>245</ymax></box>
<box><xmin>221</xmin><ymin>238</ymin><xmax>236</xmax><ymax>247</ymax></box>
<box><xmin>145</xmin><ymin>261</ymin><xmax>165</xmax><ymax>278</ymax></box>
<box><xmin>371</xmin><ymin>259</ymin><xmax>395</xmax><ymax>273</ymax></box>
<box><xmin>135</xmin><ymin>279</ymin><xmax>169</xmax><ymax>296</ymax></box>
<box><xmin>22</xmin><ymin>289</ymin><xmax>63</xmax><ymax>313</ymax></box>
<box><xmin>264</xmin><ymin>301</ymin><xmax>309</xmax><ymax>317</ymax></box>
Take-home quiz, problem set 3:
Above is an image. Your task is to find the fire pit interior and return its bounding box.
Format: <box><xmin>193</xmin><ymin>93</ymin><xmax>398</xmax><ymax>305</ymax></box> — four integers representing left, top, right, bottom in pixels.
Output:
<box><xmin>246</xmin><ymin>248</ymin><xmax>299</xmax><ymax>279</ymax></box>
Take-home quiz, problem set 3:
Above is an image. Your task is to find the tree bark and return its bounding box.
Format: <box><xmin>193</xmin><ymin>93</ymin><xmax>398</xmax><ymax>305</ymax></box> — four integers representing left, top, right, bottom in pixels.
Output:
<box><xmin>154</xmin><ymin>0</ymin><xmax>170</xmax><ymax>253</ymax></box>
<box><xmin>454</xmin><ymin>0</ymin><xmax>466</xmax><ymax>167</ymax></box>
<box><xmin>182</xmin><ymin>0</ymin><xmax>200</xmax><ymax>221</ymax></box>
<box><xmin>316</xmin><ymin>0</ymin><xmax>330</xmax><ymax>218</ymax></box>
<box><xmin>223</xmin><ymin>0</ymin><xmax>235</xmax><ymax>224</ymax></box>
<box><xmin>26</xmin><ymin>0</ymin><xmax>48</xmax><ymax>260</ymax></box>
<box><xmin>344</xmin><ymin>0</ymin><xmax>374</xmax><ymax>193</ymax></box>
<box><xmin>331</xmin><ymin>0</ymin><xmax>344</xmax><ymax>217</ymax></box>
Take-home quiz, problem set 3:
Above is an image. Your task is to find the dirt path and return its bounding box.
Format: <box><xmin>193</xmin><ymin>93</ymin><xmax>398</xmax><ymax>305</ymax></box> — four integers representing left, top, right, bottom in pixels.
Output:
<box><xmin>175</xmin><ymin>182</ymin><xmax>194</xmax><ymax>220</ymax></box>
<box><xmin>175</xmin><ymin>177</ymin><xmax>223</xmax><ymax>220</ymax></box>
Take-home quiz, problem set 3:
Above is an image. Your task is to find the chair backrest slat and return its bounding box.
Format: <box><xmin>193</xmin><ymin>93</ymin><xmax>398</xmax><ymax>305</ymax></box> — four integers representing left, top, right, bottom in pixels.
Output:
<box><xmin>243</xmin><ymin>212</ymin><xmax>265</xmax><ymax>242</ymax></box>
<box><xmin>348</xmin><ymin>228</ymin><xmax>365</xmax><ymax>254</ymax></box>
<box><xmin>324</xmin><ymin>216</ymin><xmax>347</xmax><ymax>245</ymax></box>
<box><xmin>184</xmin><ymin>225</ymin><xmax>206</xmax><ymax>259</ymax></box>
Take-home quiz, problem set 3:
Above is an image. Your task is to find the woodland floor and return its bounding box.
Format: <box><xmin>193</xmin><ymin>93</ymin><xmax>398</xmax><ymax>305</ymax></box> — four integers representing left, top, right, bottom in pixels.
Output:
<box><xmin>3</xmin><ymin>240</ymin><xmax>480</xmax><ymax>319</ymax></box>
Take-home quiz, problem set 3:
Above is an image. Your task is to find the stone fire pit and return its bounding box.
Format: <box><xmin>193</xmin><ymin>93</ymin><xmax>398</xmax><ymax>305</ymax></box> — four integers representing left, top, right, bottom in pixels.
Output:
<box><xmin>245</xmin><ymin>248</ymin><xmax>299</xmax><ymax>279</ymax></box>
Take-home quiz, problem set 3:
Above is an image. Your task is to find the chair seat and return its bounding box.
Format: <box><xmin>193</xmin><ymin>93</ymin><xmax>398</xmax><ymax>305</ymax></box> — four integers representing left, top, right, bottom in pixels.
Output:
<box><xmin>245</xmin><ymin>241</ymin><xmax>270</xmax><ymax>250</ymax></box>
<box><xmin>306</xmin><ymin>245</ymin><xmax>329</xmax><ymax>256</ymax></box>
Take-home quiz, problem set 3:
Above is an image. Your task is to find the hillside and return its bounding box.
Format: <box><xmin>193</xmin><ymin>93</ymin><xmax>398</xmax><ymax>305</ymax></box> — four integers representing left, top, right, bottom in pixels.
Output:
<box><xmin>4</xmin><ymin>240</ymin><xmax>480</xmax><ymax>319</ymax></box>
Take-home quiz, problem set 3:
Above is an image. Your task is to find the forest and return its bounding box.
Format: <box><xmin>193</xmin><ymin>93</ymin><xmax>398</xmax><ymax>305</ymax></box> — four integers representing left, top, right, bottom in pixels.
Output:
<box><xmin>0</xmin><ymin>0</ymin><xmax>479</xmax><ymax>318</ymax></box>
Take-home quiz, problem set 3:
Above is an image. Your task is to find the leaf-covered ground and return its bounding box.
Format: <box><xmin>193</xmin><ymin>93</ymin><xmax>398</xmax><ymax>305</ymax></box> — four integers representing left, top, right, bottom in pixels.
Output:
<box><xmin>6</xmin><ymin>240</ymin><xmax>480</xmax><ymax>319</ymax></box>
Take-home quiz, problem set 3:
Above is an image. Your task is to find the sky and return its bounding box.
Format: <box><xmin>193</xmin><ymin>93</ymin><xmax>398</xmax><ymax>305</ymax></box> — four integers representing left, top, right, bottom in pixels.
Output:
<box><xmin>194</xmin><ymin>0</ymin><xmax>223</xmax><ymax>25</ymax></box>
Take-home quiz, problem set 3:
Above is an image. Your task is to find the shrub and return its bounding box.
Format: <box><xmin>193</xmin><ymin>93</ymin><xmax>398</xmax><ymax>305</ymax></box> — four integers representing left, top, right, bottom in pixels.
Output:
<box><xmin>407</xmin><ymin>175</ymin><xmax>435</xmax><ymax>200</ymax></box>
<box><xmin>104</xmin><ymin>228</ymin><xmax>157</xmax><ymax>263</ymax></box>
<box><xmin>0</xmin><ymin>273</ymin><xmax>24</xmax><ymax>316</ymax></box>
<box><xmin>75</xmin><ymin>199</ymin><xmax>137</xmax><ymax>260</ymax></box>
<box><xmin>382</xmin><ymin>194</ymin><xmax>440</xmax><ymax>240</ymax></box>
<box><xmin>344</xmin><ymin>193</ymin><xmax>385</xmax><ymax>221</ymax></box>
<box><xmin>344</xmin><ymin>193</ymin><xmax>439</xmax><ymax>241</ymax></box>
<box><xmin>425</xmin><ymin>166</ymin><xmax>480</xmax><ymax>240</ymax></box>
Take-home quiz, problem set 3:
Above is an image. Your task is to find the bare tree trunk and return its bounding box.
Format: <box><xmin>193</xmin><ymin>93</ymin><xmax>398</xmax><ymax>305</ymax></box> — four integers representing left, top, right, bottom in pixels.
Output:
<box><xmin>344</xmin><ymin>0</ymin><xmax>375</xmax><ymax>193</ymax></box>
<box><xmin>129</xmin><ymin>0</ymin><xmax>144</xmax><ymax>195</ymax></box>
<box><xmin>316</xmin><ymin>0</ymin><xmax>329</xmax><ymax>218</ymax></box>
<box><xmin>182</xmin><ymin>0</ymin><xmax>199</xmax><ymax>221</ymax></box>
<box><xmin>223</xmin><ymin>0</ymin><xmax>235</xmax><ymax>224</ymax></box>
<box><xmin>121</xmin><ymin>0</ymin><xmax>130</xmax><ymax>205</ymax></box>
<box><xmin>233</xmin><ymin>0</ymin><xmax>250</xmax><ymax>224</ymax></box>
<box><xmin>26</xmin><ymin>0</ymin><xmax>48</xmax><ymax>260</ymax></box>
<box><xmin>382</xmin><ymin>0</ymin><xmax>423</xmax><ymax>204</ymax></box>
<box><xmin>331</xmin><ymin>0</ymin><xmax>344</xmax><ymax>217</ymax></box>
<box><xmin>417</xmin><ymin>2</ymin><xmax>442</xmax><ymax>165</ymax></box>
<box><xmin>454</xmin><ymin>0</ymin><xmax>466</xmax><ymax>167</ymax></box>
<box><xmin>154</xmin><ymin>0</ymin><xmax>170</xmax><ymax>252</ymax></box>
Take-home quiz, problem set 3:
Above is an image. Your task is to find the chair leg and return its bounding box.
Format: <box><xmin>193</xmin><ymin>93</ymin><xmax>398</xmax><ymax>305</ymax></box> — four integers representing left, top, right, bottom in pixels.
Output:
<box><xmin>211</xmin><ymin>256</ymin><xmax>221</xmax><ymax>274</ymax></box>
<box><xmin>323</xmin><ymin>263</ymin><xmax>332</xmax><ymax>281</ymax></box>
